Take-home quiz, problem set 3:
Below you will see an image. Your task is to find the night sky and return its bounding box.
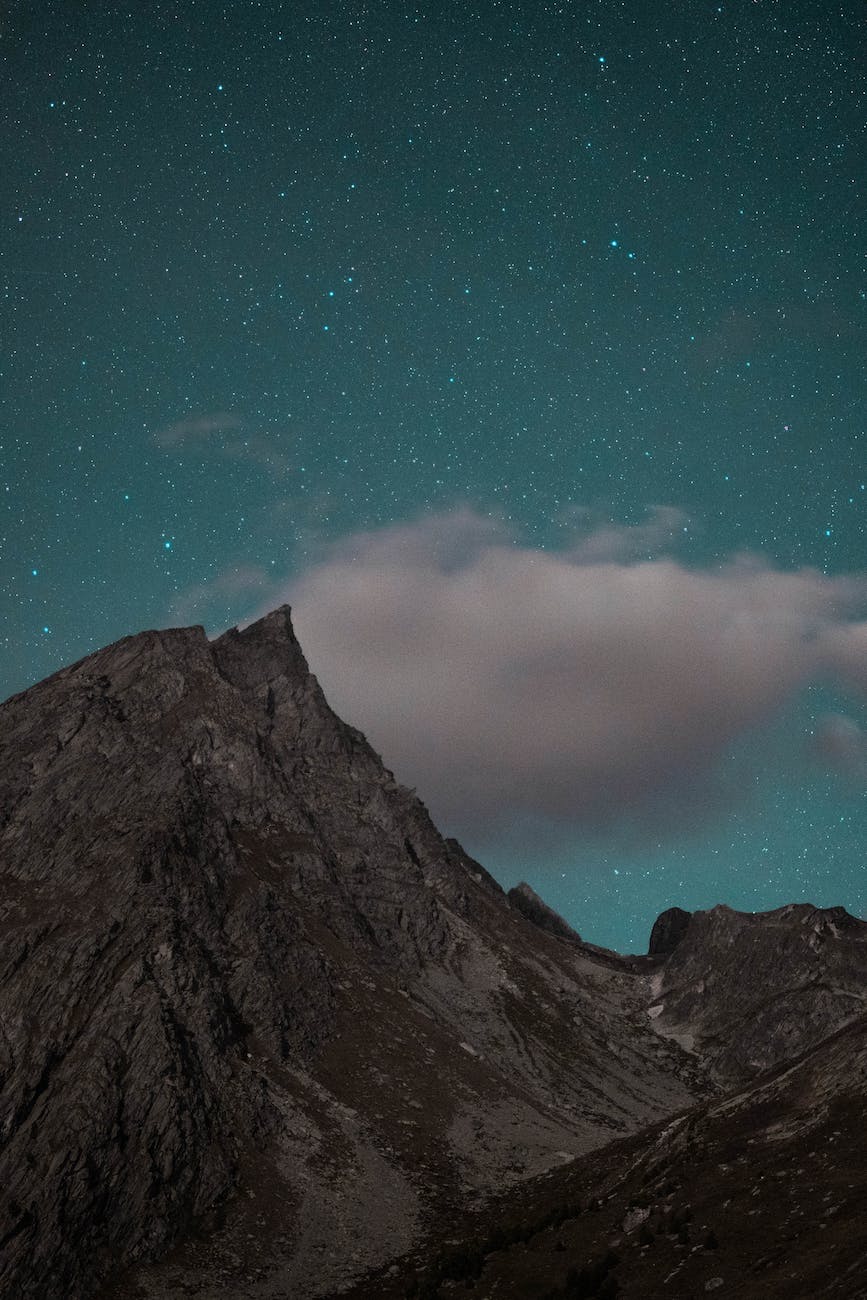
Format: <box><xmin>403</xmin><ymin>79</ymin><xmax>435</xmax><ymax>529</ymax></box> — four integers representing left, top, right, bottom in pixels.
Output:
<box><xmin>3</xmin><ymin>1</ymin><xmax>866</xmax><ymax>951</ymax></box>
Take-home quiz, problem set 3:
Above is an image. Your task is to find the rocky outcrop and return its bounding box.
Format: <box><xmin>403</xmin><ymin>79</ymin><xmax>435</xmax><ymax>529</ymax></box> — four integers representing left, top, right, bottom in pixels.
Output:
<box><xmin>0</xmin><ymin>608</ymin><xmax>704</xmax><ymax>1299</ymax></box>
<box><xmin>508</xmin><ymin>881</ymin><xmax>582</xmax><ymax>944</ymax></box>
<box><xmin>647</xmin><ymin>906</ymin><xmax>691</xmax><ymax>956</ymax></box>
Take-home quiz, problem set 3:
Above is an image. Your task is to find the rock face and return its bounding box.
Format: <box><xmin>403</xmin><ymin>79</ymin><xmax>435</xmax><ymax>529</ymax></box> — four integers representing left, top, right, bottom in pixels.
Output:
<box><xmin>645</xmin><ymin>902</ymin><xmax>867</xmax><ymax>1081</ymax></box>
<box><xmin>507</xmin><ymin>882</ymin><xmax>581</xmax><ymax>944</ymax></box>
<box><xmin>0</xmin><ymin>608</ymin><xmax>702</xmax><ymax>1300</ymax></box>
<box><xmin>647</xmin><ymin>905</ymin><xmax>691</xmax><ymax>956</ymax></box>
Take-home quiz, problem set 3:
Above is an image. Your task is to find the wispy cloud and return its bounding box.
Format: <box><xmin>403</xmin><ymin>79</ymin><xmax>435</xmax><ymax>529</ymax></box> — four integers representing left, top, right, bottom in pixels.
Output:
<box><xmin>811</xmin><ymin>713</ymin><xmax>867</xmax><ymax>782</ymax></box>
<box><xmin>566</xmin><ymin>505</ymin><xmax>689</xmax><ymax>562</ymax></box>
<box><xmin>153</xmin><ymin>412</ymin><xmax>244</xmax><ymax>447</ymax></box>
<box><xmin>153</xmin><ymin>414</ymin><xmax>294</xmax><ymax>476</ymax></box>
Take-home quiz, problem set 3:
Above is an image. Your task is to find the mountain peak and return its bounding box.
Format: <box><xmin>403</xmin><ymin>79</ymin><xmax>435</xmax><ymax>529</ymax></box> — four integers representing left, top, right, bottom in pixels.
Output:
<box><xmin>0</xmin><ymin>611</ymin><xmax>700</xmax><ymax>1299</ymax></box>
<box><xmin>212</xmin><ymin>603</ymin><xmax>313</xmax><ymax>696</ymax></box>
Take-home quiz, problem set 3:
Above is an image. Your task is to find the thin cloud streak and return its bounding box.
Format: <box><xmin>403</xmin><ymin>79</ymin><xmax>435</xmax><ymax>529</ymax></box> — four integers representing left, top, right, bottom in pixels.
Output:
<box><xmin>170</xmin><ymin>565</ymin><xmax>271</xmax><ymax>625</ymax></box>
<box><xmin>153</xmin><ymin>412</ymin><xmax>244</xmax><ymax>446</ymax></box>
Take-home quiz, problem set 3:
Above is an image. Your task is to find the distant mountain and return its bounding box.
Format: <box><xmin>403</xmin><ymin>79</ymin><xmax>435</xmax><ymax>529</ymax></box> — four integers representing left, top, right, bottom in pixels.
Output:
<box><xmin>0</xmin><ymin>608</ymin><xmax>703</xmax><ymax>1300</ymax></box>
<box><xmin>507</xmin><ymin>882</ymin><xmax>583</xmax><ymax>945</ymax></box>
<box><xmin>645</xmin><ymin>901</ymin><xmax>867</xmax><ymax>1082</ymax></box>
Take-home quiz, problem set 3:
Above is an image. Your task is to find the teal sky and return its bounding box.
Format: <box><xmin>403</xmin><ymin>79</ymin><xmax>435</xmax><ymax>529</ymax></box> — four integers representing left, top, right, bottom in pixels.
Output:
<box><xmin>2</xmin><ymin>1</ymin><xmax>865</xmax><ymax>950</ymax></box>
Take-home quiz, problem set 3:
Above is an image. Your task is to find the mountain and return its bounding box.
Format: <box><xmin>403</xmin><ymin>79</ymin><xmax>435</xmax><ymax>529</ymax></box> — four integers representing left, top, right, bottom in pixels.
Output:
<box><xmin>4</xmin><ymin>608</ymin><xmax>866</xmax><ymax>1299</ymax></box>
<box><xmin>645</xmin><ymin>902</ymin><xmax>867</xmax><ymax>1082</ymax></box>
<box><xmin>0</xmin><ymin>608</ymin><xmax>703</xmax><ymax>1300</ymax></box>
<box><xmin>507</xmin><ymin>882</ymin><xmax>583</xmax><ymax>945</ymax></box>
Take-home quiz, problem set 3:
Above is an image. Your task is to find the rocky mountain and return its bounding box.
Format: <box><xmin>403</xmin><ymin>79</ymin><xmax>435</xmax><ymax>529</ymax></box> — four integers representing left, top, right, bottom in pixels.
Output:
<box><xmin>2</xmin><ymin>607</ymin><xmax>866</xmax><ymax>1299</ymax></box>
<box><xmin>644</xmin><ymin>902</ymin><xmax>867</xmax><ymax>1082</ymax></box>
<box><xmin>0</xmin><ymin>608</ymin><xmax>701</xmax><ymax>1300</ymax></box>
<box><xmin>647</xmin><ymin>906</ymin><xmax>692</xmax><ymax>957</ymax></box>
<box><xmin>347</xmin><ymin>901</ymin><xmax>867</xmax><ymax>1298</ymax></box>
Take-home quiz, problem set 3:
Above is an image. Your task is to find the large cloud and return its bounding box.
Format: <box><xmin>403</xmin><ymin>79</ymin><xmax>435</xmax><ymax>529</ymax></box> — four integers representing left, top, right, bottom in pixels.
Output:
<box><xmin>257</xmin><ymin>508</ymin><xmax>867</xmax><ymax>839</ymax></box>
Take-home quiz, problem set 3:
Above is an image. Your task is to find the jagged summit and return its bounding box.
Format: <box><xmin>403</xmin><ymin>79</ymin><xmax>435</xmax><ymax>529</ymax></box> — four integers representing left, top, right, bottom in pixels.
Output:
<box><xmin>216</xmin><ymin>604</ymin><xmax>312</xmax><ymax>689</ymax></box>
<box><xmin>645</xmin><ymin>899</ymin><xmax>867</xmax><ymax>1081</ymax></box>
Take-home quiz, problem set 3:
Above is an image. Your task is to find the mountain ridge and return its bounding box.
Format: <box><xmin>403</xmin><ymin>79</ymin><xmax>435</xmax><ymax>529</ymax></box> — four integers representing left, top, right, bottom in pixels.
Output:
<box><xmin>3</xmin><ymin>608</ymin><xmax>867</xmax><ymax>1297</ymax></box>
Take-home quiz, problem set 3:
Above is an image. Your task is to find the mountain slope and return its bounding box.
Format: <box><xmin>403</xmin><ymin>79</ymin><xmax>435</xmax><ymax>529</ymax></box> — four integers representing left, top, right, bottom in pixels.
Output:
<box><xmin>342</xmin><ymin>897</ymin><xmax>867</xmax><ymax>1298</ymax></box>
<box><xmin>0</xmin><ymin>609</ymin><xmax>703</xmax><ymax>1299</ymax></box>
<box><xmin>359</xmin><ymin>1010</ymin><xmax>867</xmax><ymax>1299</ymax></box>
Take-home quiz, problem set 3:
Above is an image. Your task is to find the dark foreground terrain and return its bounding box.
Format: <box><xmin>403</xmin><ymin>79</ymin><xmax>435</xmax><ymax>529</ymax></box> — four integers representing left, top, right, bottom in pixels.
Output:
<box><xmin>345</xmin><ymin>1013</ymin><xmax>867</xmax><ymax>1299</ymax></box>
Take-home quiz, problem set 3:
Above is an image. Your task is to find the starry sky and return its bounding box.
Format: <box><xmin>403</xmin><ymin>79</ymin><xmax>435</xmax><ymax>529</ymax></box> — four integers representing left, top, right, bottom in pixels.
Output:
<box><xmin>2</xmin><ymin>0</ymin><xmax>866</xmax><ymax>951</ymax></box>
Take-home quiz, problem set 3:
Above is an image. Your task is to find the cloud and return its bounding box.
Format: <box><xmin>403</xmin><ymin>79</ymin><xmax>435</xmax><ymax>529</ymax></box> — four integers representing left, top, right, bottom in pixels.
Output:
<box><xmin>565</xmin><ymin>505</ymin><xmax>689</xmax><ymax>562</ymax></box>
<box><xmin>251</xmin><ymin>507</ymin><xmax>867</xmax><ymax>841</ymax></box>
<box><xmin>817</xmin><ymin>622</ymin><xmax>867</xmax><ymax>699</ymax></box>
<box><xmin>154</xmin><ymin>414</ymin><xmax>295</xmax><ymax>477</ymax></box>
<box><xmin>811</xmin><ymin>714</ymin><xmax>867</xmax><ymax>781</ymax></box>
<box><xmin>153</xmin><ymin>412</ymin><xmax>244</xmax><ymax>446</ymax></box>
